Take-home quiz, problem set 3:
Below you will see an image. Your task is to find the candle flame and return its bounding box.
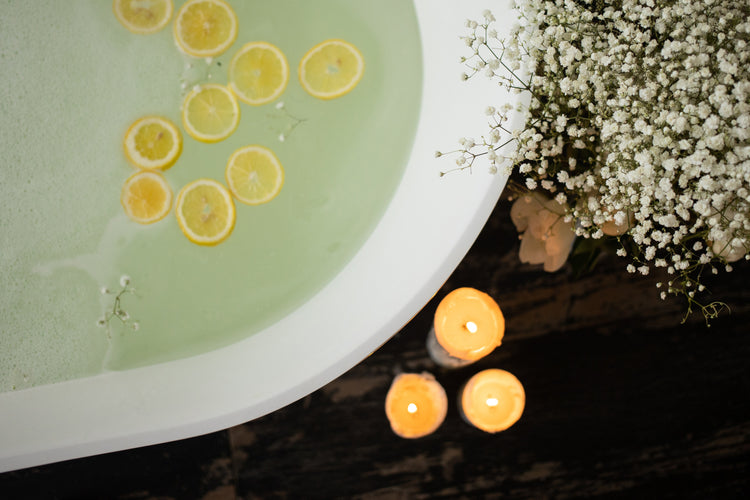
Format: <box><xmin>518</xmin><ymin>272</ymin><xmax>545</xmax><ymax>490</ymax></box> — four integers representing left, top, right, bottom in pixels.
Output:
<box><xmin>486</xmin><ymin>397</ymin><xmax>499</xmax><ymax>407</ymax></box>
<box><xmin>465</xmin><ymin>321</ymin><xmax>478</xmax><ymax>333</ymax></box>
<box><xmin>407</xmin><ymin>403</ymin><xmax>418</xmax><ymax>414</ymax></box>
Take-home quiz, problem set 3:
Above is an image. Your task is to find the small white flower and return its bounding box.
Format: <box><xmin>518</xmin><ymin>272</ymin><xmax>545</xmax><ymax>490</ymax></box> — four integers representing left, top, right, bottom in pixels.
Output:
<box><xmin>705</xmin><ymin>133</ymin><xmax>725</xmax><ymax>150</ymax></box>
<box><xmin>119</xmin><ymin>275</ymin><xmax>131</xmax><ymax>287</ymax></box>
<box><xmin>459</xmin><ymin>137</ymin><xmax>474</xmax><ymax>148</ymax></box>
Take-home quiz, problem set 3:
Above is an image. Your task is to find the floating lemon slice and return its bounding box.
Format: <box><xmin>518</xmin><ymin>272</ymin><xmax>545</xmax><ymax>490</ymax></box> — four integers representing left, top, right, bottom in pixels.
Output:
<box><xmin>228</xmin><ymin>42</ymin><xmax>289</xmax><ymax>106</ymax></box>
<box><xmin>113</xmin><ymin>0</ymin><xmax>173</xmax><ymax>34</ymax></box>
<box><xmin>123</xmin><ymin>116</ymin><xmax>182</xmax><ymax>170</ymax></box>
<box><xmin>174</xmin><ymin>0</ymin><xmax>237</xmax><ymax>58</ymax></box>
<box><xmin>225</xmin><ymin>145</ymin><xmax>284</xmax><ymax>205</ymax></box>
<box><xmin>299</xmin><ymin>39</ymin><xmax>364</xmax><ymax>100</ymax></box>
<box><xmin>175</xmin><ymin>179</ymin><xmax>236</xmax><ymax>245</ymax></box>
<box><xmin>121</xmin><ymin>171</ymin><xmax>172</xmax><ymax>224</ymax></box>
<box><xmin>182</xmin><ymin>84</ymin><xmax>240</xmax><ymax>143</ymax></box>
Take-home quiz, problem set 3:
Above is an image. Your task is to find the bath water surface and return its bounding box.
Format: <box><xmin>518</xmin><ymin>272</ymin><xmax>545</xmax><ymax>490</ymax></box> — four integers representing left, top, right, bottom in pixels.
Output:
<box><xmin>0</xmin><ymin>0</ymin><xmax>422</xmax><ymax>391</ymax></box>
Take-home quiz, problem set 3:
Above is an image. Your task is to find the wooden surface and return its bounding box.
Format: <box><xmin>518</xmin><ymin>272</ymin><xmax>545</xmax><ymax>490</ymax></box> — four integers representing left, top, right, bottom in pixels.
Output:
<box><xmin>2</xmin><ymin>198</ymin><xmax>749</xmax><ymax>499</ymax></box>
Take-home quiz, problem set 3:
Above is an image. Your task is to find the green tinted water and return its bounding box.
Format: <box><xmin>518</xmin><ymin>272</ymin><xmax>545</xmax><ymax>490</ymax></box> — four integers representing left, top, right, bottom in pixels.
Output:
<box><xmin>0</xmin><ymin>0</ymin><xmax>422</xmax><ymax>391</ymax></box>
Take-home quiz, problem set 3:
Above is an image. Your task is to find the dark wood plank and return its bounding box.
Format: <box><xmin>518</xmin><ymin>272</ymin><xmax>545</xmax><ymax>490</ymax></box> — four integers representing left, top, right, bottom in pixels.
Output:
<box><xmin>225</xmin><ymin>199</ymin><xmax>750</xmax><ymax>499</ymax></box>
<box><xmin>0</xmin><ymin>432</ymin><xmax>235</xmax><ymax>500</ymax></box>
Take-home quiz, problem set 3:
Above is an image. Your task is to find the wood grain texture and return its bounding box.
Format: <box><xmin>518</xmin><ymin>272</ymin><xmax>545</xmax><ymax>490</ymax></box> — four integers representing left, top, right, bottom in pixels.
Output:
<box><xmin>1</xmin><ymin>198</ymin><xmax>748</xmax><ymax>499</ymax></box>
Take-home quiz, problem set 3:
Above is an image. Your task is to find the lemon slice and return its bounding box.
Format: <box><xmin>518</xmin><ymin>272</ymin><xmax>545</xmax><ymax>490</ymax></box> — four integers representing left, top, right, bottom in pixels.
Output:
<box><xmin>228</xmin><ymin>42</ymin><xmax>289</xmax><ymax>106</ymax></box>
<box><xmin>173</xmin><ymin>0</ymin><xmax>237</xmax><ymax>58</ymax></box>
<box><xmin>121</xmin><ymin>171</ymin><xmax>172</xmax><ymax>224</ymax></box>
<box><xmin>175</xmin><ymin>179</ymin><xmax>236</xmax><ymax>245</ymax></box>
<box><xmin>123</xmin><ymin>116</ymin><xmax>182</xmax><ymax>170</ymax></box>
<box><xmin>113</xmin><ymin>0</ymin><xmax>173</xmax><ymax>34</ymax></box>
<box><xmin>225</xmin><ymin>145</ymin><xmax>284</xmax><ymax>205</ymax></box>
<box><xmin>182</xmin><ymin>84</ymin><xmax>240</xmax><ymax>143</ymax></box>
<box><xmin>299</xmin><ymin>39</ymin><xmax>364</xmax><ymax>100</ymax></box>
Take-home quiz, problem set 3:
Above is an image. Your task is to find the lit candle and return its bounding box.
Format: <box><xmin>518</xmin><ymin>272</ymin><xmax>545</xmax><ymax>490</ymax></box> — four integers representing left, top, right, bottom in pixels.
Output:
<box><xmin>427</xmin><ymin>287</ymin><xmax>505</xmax><ymax>368</ymax></box>
<box><xmin>458</xmin><ymin>369</ymin><xmax>525</xmax><ymax>433</ymax></box>
<box><xmin>384</xmin><ymin>372</ymin><xmax>448</xmax><ymax>439</ymax></box>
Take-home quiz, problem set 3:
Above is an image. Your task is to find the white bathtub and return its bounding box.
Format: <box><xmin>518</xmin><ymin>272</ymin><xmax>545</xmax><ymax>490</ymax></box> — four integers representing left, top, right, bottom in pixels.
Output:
<box><xmin>0</xmin><ymin>0</ymin><xmax>521</xmax><ymax>472</ymax></box>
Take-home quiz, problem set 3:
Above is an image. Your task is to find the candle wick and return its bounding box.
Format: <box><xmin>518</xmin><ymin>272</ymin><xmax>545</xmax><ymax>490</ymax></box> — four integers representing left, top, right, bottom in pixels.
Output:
<box><xmin>407</xmin><ymin>403</ymin><xmax>418</xmax><ymax>414</ymax></box>
<box><xmin>465</xmin><ymin>321</ymin><xmax>478</xmax><ymax>334</ymax></box>
<box><xmin>486</xmin><ymin>397</ymin><xmax>499</xmax><ymax>407</ymax></box>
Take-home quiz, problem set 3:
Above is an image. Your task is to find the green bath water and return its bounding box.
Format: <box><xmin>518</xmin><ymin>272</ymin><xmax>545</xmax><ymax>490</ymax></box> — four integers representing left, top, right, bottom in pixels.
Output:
<box><xmin>0</xmin><ymin>0</ymin><xmax>423</xmax><ymax>391</ymax></box>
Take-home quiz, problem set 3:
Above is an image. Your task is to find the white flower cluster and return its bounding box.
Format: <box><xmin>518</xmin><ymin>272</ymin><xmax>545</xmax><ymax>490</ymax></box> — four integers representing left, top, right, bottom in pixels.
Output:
<box><xmin>451</xmin><ymin>0</ymin><xmax>749</xmax><ymax>320</ymax></box>
<box><xmin>97</xmin><ymin>275</ymin><xmax>139</xmax><ymax>336</ymax></box>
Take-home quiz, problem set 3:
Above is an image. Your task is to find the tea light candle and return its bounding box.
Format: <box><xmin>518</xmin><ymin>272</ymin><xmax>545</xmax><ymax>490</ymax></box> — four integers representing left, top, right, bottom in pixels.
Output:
<box><xmin>427</xmin><ymin>287</ymin><xmax>505</xmax><ymax>367</ymax></box>
<box><xmin>384</xmin><ymin>372</ymin><xmax>448</xmax><ymax>439</ymax></box>
<box><xmin>459</xmin><ymin>369</ymin><xmax>525</xmax><ymax>433</ymax></box>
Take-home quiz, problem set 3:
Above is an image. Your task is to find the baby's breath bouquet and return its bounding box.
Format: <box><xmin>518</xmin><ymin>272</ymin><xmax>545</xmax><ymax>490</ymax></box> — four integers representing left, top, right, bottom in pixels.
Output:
<box><xmin>442</xmin><ymin>0</ymin><xmax>749</xmax><ymax>322</ymax></box>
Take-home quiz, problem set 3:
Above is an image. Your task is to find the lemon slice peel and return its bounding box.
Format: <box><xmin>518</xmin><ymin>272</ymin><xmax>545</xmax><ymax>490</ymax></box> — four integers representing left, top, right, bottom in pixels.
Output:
<box><xmin>182</xmin><ymin>84</ymin><xmax>240</xmax><ymax>143</ymax></box>
<box><xmin>123</xmin><ymin>116</ymin><xmax>182</xmax><ymax>170</ymax></box>
<box><xmin>113</xmin><ymin>0</ymin><xmax>173</xmax><ymax>35</ymax></box>
<box><xmin>225</xmin><ymin>145</ymin><xmax>285</xmax><ymax>206</ymax></box>
<box><xmin>121</xmin><ymin>171</ymin><xmax>173</xmax><ymax>224</ymax></box>
<box><xmin>174</xmin><ymin>0</ymin><xmax>238</xmax><ymax>58</ymax></box>
<box><xmin>228</xmin><ymin>41</ymin><xmax>290</xmax><ymax>106</ymax></box>
<box><xmin>299</xmin><ymin>39</ymin><xmax>364</xmax><ymax>100</ymax></box>
<box><xmin>175</xmin><ymin>178</ymin><xmax>236</xmax><ymax>246</ymax></box>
